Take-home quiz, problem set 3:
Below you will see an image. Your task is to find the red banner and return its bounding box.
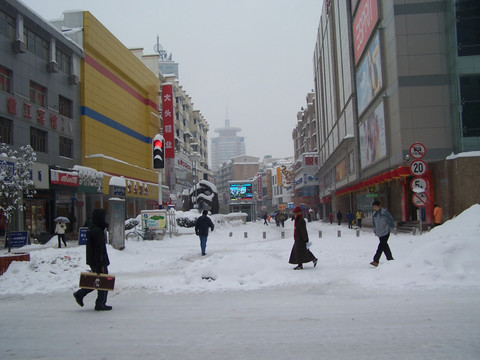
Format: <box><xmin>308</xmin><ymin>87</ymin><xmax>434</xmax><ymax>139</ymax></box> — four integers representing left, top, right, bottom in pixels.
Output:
<box><xmin>50</xmin><ymin>170</ymin><xmax>79</xmax><ymax>187</ymax></box>
<box><xmin>161</xmin><ymin>84</ymin><xmax>175</xmax><ymax>159</ymax></box>
<box><xmin>353</xmin><ymin>0</ymin><xmax>379</xmax><ymax>64</ymax></box>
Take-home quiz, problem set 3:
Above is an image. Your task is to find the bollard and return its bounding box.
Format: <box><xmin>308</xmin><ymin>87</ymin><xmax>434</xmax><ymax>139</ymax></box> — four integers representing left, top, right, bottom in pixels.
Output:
<box><xmin>263</xmin><ymin>231</ymin><xmax>266</xmax><ymax>239</ymax></box>
<box><xmin>244</xmin><ymin>232</ymin><xmax>248</xmax><ymax>238</ymax></box>
<box><xmin>412</xmin><ymin>227</ymin><xmax>417</xmax><ymax>236</ymax></box>
<box><xmin>318</xmin><ymin>230</ymin><xmax>322</xmax><ymax>238</ymax></box>
<box><xmin>356</xmin><ymin>229</ymin><xmax>360</xmax><ymax>237</ymax></box>
<box><xmin>337</xmin><ymin>230</ymin><xmax>341</xmax><ymax>238</ymax></box>
<box><xmin>281</xmin><ymin>231</ymin><xmax>285</xmax><ymax>239</ymax></box>
<box><xmin>394</xmin><ymin>227</ymin><xmax>398</xmax><ymax>235</ymax></box>
<box><xmin>229</xmin><ymin>232</ymin><xmax>233</xmax><ymax>237</ymax></box>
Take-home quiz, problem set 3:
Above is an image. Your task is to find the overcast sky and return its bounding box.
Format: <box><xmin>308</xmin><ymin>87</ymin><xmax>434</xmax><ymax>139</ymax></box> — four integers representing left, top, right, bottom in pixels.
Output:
<box><xmin>21</xmin><ymin>0</ymin><xmax>324</xmax><ymax>162</ymax></box>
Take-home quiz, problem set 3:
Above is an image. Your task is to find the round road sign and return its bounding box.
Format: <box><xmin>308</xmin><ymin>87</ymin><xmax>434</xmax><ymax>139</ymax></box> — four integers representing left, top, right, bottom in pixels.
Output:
<box><xmin>409</xmin><ymin>142</ymin><xmax>427</xmax><ymax>159</ymax></box>
<box><xmin>411</xmin><ymin>192</ymin><xmax>427</xmax><ymax>208</ymax></box>
<box><xmin>409</xmin><ymin>159</ymin><xmax>428</xmax><ymax>177</ymax></box>
<box><xmin>410</xmin><ymin>177</ymin><xmax>428</xmax><ymax>193</ymax></box>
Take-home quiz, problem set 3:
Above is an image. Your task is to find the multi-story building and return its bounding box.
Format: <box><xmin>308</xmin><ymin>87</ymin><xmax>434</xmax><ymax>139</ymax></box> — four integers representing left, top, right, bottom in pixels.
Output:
<box><xmin>313</xmin><ymin>0</ymin><xmax>480</xmax><ymax>224</ymax></box>
<box><xmin>0</xmin><ymin>0</ymin><xmax>83</xmax><ymax>236</ymax></box>
<box><xmin>210</xmin><ymin>117</ymin><xmax>246</xmax><ymax>172</ymax></box>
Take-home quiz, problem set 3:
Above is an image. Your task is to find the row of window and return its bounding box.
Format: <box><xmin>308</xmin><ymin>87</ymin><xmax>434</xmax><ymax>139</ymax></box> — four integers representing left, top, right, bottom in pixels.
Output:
<box><xmin>0</xmin><ymin>64</ymin><xmax>73</xmax><ymax>117</ymax></box>
<box><xmin>0</xmin><ymin>10</ymin><xmax>72</xmax><ymax>72</ymax></box>
<box><xmin>0</xmin><ymin>117</ymin><xmax>73</xmax><ymax>158</ymax></box>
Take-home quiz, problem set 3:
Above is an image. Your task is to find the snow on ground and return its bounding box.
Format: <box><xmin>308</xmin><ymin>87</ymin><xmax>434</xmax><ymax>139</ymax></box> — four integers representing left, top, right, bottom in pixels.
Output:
<box><xmin>1</xmin><ymin>204</ymin><xmax>479</xmax><ymax>296</ymax></box>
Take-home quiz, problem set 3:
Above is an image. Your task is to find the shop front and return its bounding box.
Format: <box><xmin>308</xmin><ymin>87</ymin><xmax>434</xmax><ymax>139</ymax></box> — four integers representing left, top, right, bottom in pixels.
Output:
<box><xmin>25</xmin><ymin>162</ymin><xmax>51</xmax><ymax>239</ymax></box>
<box><xmin>50</xmin><ymin>167</ymin><xmax>79</xmax><ymax>234</ymax></box>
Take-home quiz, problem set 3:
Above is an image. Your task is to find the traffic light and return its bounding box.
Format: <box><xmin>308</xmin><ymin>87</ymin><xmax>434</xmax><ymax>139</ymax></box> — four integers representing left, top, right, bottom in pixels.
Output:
<box><xmin>152</xmin><ymin>134</ymin><xmax>164</xmax><ymax>169</ymax></box>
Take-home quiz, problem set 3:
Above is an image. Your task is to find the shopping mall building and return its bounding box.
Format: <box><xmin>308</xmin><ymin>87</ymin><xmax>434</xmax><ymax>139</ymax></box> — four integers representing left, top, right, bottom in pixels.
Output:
<box><xmin>314</xmin><ymin>0</ymin><xmax>480</xmax><ymax>224</ymax></box>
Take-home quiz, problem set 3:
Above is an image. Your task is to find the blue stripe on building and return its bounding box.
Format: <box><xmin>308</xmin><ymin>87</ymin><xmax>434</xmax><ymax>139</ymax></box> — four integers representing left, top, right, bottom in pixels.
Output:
<box><xmin>81</xmin><ymin>106</ymin><xmax>151</xmax><ymax>144</ymax></box>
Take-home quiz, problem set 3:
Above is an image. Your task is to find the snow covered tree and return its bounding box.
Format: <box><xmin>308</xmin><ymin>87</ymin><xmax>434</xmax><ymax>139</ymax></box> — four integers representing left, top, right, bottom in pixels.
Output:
<box><xmin>0</xmin><ymin>143</ymin><xmax>36</xmax><ymax>252</ymax></box>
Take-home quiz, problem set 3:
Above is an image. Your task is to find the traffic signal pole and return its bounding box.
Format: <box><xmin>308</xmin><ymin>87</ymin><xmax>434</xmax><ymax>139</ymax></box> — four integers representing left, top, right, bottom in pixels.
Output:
<box><xmin>158</xmin><ymin>170</ymin><xmax>162</xmax><ymax>209</ymax></box>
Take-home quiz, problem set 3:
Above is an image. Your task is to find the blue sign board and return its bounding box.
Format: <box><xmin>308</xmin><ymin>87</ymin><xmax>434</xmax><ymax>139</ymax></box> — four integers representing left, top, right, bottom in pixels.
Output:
<box><xmin>78</xmin><ymin>227</ymin><xmax>88</xmax><ymax>245</ymax></box>
<box><xmin>0</xmin><ymin>159</ymin><xmax>15</xmax><ymax>181</ymax></box>
<box><xmin>5</xmin><ymin>231</ymin><xmax>29</xmax><ymax>248</ymax></box>
<box><xmin>113</xmin><ymin>186</ymin><xmax>126</xmax><ymax>197</ymax></box>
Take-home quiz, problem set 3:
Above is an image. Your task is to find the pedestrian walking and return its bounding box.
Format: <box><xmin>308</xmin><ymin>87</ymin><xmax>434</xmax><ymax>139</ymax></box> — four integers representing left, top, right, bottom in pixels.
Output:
<box><xmin>263</xmin><ymin>214</ymin><xmax>268</xmax><ymax>226</ymax></box>
<box><xmin>328</xmin><ymin>212</ymin><xmax>333</xmax><ymax>224</ymax></box>
<box><xmin>346</xmin><ymin>210</ymin><xmax>354</xmax><ymax>229</ymax></box>
<box><xmin>55</xmin><ymin>220</ymin><xmax>67</xmax><ymax>248</ymax></box>
<box><xmin>73</xmin><ymin>208</ymin><xmax>112</xmax><ymax>311</ymax></box>
<box><xmin>370</xmin><ymin>200</ymin><xmax>395</xmax><ymax>267</ymax></box>
<box><xmin>336</xmin><ymin>210</ymin><xmax>343</xmax><ymax>226</ymax></box>
<box><xmin>433</xmin><ymin>203</ymin><xmax>443</xmax><ymax>227</ymax></box>
<box><xmin>356</xmin><ymin>209</ymin><xmax>363</xmax><ymax>228</ymax></box>
<box><xmin>289</xmin><ymin>206</ymin><xmax>318</xmax><ymax>270</ymax></box>
<box><xmin>195</xmin><ymin>210</ymin><xmax>214</xmax><ymax>256</ymax></box>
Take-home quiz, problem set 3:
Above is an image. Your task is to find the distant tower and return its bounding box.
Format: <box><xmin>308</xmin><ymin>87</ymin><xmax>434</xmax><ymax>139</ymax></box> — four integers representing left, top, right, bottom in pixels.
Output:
<box><xmin>211</xmin><ymin>110</ymin><xmax>246</xmax><ymax>171</ymax></box>
<box><xmin>154</xmin><ymin>35</ymin><xmax>179</xmax><ymax>79</ymax></box>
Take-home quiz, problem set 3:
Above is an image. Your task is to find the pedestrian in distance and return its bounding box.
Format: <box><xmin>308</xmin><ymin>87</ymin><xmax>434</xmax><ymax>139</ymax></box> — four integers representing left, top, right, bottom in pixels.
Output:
<box><xmin>356</xmin><ymin>209</ymin><xmax>363</xmax><ymax>228</ymax></box>
<box><xmin>433</xmin><ymin>203</ymin><xmax>443</xmax><ymax>227</ymax></box>
<box><xmin>263</xmin><ymin>214</ymin><xmax>268</xmax><ymax>226</ymax></box>
<box><xmin>328</xmin><ymin>212</ymin><xmax>333</xmax><ymax>224</ymax></box>
<box><xmin>73</xmin><ymin>208</ymin><xmax>112</xmax><ymax>311</ymax></box>
<box><xmin>346</xmin><ymin>210</ymin><xmax>354</xmax><ymax>229</ymax></box>
<box><xmin>289</xmin><ymin>206</ymin><xmax>318</xmax><ymax>270</ymax></box>
<box><xmin>337</xmin><ymin>210</ymin><xmax>343</xmax><ymax>226</ymax></box>
<box><xmin>370</xmin><ymin>200</ymin><xmax>395</xmax><ymax>267</ymax></box>
<box><xmin>195</xmin><ymin>210</ymin><xmax>214</xmax><ymax>256</ymax></box>
<box><xmin>55</xmin><ymin>220</ymin><xmax>67</xmax><ymax>248</ymax></box>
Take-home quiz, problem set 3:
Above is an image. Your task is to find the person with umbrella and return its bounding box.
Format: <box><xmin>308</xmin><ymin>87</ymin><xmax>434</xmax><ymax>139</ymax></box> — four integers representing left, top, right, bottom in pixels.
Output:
<box><xmin>55</xmin><ymin>217</ymin><xmax>68</xmax><ymax>248</ymax></box>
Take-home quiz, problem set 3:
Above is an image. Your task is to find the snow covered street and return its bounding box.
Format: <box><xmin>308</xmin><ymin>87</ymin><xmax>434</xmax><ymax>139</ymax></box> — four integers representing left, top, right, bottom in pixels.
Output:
<box><xmin>1</xmin><ymin>205</ymin><xmax>480</xmax><ymax>359</ymax></box>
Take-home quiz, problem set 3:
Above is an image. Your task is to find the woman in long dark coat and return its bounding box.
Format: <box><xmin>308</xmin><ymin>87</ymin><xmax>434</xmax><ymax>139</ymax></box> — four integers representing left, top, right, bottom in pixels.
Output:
<box><xmin>289</xmin><ymin>206</ymin><xmax>318</xmax><ymax>270</ymax></box>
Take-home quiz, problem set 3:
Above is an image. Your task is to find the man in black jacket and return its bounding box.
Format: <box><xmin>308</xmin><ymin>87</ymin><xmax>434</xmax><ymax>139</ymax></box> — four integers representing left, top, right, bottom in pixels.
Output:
<box><xmin>73</xmin><ymin>209</ymin><xmax>112</xmax><ymax>311</ymax></box>
<box><xmin>194</xmin><ymin>210</ymin><xmax>214</xmax><ymax>256</ymax></box>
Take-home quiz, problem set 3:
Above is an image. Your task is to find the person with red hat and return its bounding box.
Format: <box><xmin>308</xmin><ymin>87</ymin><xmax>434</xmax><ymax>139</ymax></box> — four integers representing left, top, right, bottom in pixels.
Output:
<box><xmin>289</xmin><ymin>206</ymin><xmax>318</xmax><ymax>270</ymax></box>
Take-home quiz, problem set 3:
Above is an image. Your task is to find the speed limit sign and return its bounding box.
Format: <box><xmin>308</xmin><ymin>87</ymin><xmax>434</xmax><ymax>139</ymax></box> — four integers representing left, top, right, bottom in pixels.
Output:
<box><xmin>409</xmin><ymin>160</ymin><xmax>427</xmax><ymax>177</ymax></box>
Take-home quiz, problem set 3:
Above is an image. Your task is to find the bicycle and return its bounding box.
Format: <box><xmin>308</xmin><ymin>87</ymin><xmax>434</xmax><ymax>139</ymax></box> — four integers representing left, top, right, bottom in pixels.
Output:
<box><xmin>126</xmin><ymin>226</ymin><xmax>156</xmax><ymax>241</ymax></box>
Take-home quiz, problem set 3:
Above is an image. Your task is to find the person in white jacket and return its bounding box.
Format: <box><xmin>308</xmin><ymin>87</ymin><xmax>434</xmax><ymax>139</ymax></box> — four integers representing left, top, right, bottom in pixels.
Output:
<box><xmin>55</xmin><ymin>221</ymin><xmax>67</xmax><ymax>248</ymax></box>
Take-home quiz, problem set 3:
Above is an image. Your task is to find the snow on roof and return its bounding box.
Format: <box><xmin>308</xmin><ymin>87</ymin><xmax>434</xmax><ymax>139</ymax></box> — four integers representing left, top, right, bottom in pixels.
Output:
<box><xmin>446</xmin><ymin>151</ymin><xmax>480</xmax><ymax>160</ymax></box>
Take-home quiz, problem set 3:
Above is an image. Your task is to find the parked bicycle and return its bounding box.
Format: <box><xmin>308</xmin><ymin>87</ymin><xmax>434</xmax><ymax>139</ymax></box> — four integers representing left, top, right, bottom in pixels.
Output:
<box><xmin>126</xmin><ymin>226</ymin><xmax>156</xmax><ymax>241</ymax></box>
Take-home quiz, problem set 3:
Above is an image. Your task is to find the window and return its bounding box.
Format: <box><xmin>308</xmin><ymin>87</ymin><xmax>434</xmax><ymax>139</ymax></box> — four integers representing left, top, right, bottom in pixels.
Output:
<box><xmin>460</xmin><ymin>75</ymin><xmax>480</xmax><ymax>137</ymax></box>
<box><xmin>456</xmin><ymin>0</ymin><xmax>480</xmax><ymax>56</ymax></box>
<box><xmin>0</xmin><ymin>11</ymin><xmax>15</xmax><ymax>41</ymax></box>
<box><xmin>58</xmin><ymin>95</ymin><xmax>72</xmax><ymax>118</ymax></box>
<box><xmin>0</xmin><ymin>117</ymin><xmax>13</xmax><ymax>144</ymax></box>
<box><xmin>30</xmin><ymin>81</ymin><xmax>46</xmax><ymax>107</ymax></box>
<box><xmin>30</xmin><ymin>127</ymin><xmax>47</xmax><ymax>153</ymax></box>
<box><xmin>24</xmin><ymin>27</ymin><xmax>48</xmax><ymax>61</ymax></box>
<box><xmin>0</xmin><ymin>65</ymin><xmax>11</xmax><ymax>92</ymax></box>
<box><xmin>59</xmin><ymin>136</ymin><xmax>73</xmax><ymax>158</ymax></box>
<box><xmin>56</xmin><ymin>48</ymin><xmax>71</xmax><ymax>74</ymax></box>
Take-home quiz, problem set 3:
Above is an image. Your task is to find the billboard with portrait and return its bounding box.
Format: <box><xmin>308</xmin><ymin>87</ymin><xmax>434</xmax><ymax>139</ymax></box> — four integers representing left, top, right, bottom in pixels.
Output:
<box><xmin>229</xmin><ymin>183</ymin><xmax>253</xmax><ymax>202</ymax></box>
<box><xmin>356</xmin><ymin>32</ymin><xmax>382</xmax><ymax>115</ymax></box>
<box><xmin>359</xmin><ymin>101</ymin><xmax>386</xmax><ymax>168</ymax></box>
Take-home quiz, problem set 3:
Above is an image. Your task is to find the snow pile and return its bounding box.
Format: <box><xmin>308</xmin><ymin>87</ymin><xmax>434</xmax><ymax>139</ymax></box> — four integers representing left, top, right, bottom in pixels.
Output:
<box><xmin>1</xmin><ymin>205</ymin><xmax>479</xmax><ymax>296</ymax></box>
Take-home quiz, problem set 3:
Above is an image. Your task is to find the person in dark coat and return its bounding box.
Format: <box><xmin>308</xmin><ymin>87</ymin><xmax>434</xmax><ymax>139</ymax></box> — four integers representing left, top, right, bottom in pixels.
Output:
<box><xmin>346</xmin><ymin>210</ymin><xmax>354</xmax><ymax>229</ymax></box>
<box><xmin>336</xmin><ymin>210</ymin><xmax>343</xmax><ymax>225</ymax></box>
<box><xmin>73</xmin><ymin>208</ymin><xmax>112</xmax><ymax>311</ymax></box>
<box><xmin>263</xmin><ymin>214</ymin><xmax>268</xmax><ymax>225</ymax></box>
<box><xmin>370</xmin><ymin>200</ymin><xmax>395</xmax><ymax>267</ymax></box>
<box><xmin>289</xmin><ymin>206</ymin><xmax>317</xmax><ymax>270</ymax></box>
<box><xmin>195</xmin><ymin>210</ymin><xmax>214</xmax><ymax>256</ymax></box>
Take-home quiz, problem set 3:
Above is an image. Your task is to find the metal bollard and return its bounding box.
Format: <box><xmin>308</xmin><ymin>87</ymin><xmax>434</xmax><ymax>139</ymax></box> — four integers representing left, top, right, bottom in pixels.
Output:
<box><xmin>356</xmin><ymin>229</ymin><xmax>360</xmax><ymax>237</ymax></box>
<box><xmin>318</xmin><ymin>230</ymin><xmax>322</xmax><ymax>238</ymax></box>
<box><xmin>263</xmin><ymin>231</ymin><xmax>266</xmax><ymax>239</ymax></box>
<box><xmin>244</xmin><ymin>232</ymin><xmax>248</xmax><ymax>238</ymax></box>
<box><xmin>394</xmin><ymin>227</ymin><xmax>398</xmax><ymax>235</ymax></box>
<box><xmin>229</xmin><ymin>232</ymin><xmax>233</xmax><ymax>237</ymax></box>
<box><xmin>412</xmin><ymin>227</ymin><xmax>416</xmax><ymax>236</ymax></box>
<box><xmin>281</xmin><ymin>231</ymin><xmax>285</xmax><ymax>239</ymax></box>
<box><xmin>337</xmin><ymin>230</ymin><xmax>341</xmax><ymax>238</ymax></box>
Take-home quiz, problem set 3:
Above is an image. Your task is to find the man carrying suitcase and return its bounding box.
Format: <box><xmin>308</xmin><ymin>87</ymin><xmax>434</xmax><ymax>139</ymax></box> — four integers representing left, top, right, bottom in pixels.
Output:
<box><xmin>73</xmin><ymin>208</ymin><xmax>112</xmax><ymax>311</ymax></box>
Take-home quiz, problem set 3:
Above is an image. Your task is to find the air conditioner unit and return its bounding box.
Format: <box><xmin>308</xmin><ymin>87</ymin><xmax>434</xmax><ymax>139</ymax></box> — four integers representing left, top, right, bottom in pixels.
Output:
<box><xmin>69</xmin><ymin>75</ymin><xmax>79</xmax><ymax>85</ymax></box>
<box><xmin>47</xmin><ymin>61</ymin><xmax>59</xmax><ymax>73</ymax></box>
<box><xmin>13</xmin><ymin>40</ymin><xmax>26</xmax><ymax>53</ymax></box>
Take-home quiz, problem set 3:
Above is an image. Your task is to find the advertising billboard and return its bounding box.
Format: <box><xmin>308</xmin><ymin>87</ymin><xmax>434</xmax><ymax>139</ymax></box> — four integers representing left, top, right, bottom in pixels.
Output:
<box><xmin>356</xmin><ymin>32</ymin><xmax>382</xmax><ymax>115</ymax></box>
<box><xmin>359</xmin><ymin>101</ymin><xmax>386</xmax><ymax>168</ymax></box>
<box><xmin>353</xmin><ymin>0</ymin><xmax>379</xmax><ymax>64</ymax></box>
<box><xmin>141</xmin><ymin>210</ymin><xmax>167</xmax><ymax>230</ymax></box>
<box><xmin>229</xmin><ymin>183</ymin><xmax>253</xmax><ymax>202</ymax></box>
<box><xmin>161</xmin><ymin>83</ymin><xmax>175</xmax><ymax>159</ymax></box>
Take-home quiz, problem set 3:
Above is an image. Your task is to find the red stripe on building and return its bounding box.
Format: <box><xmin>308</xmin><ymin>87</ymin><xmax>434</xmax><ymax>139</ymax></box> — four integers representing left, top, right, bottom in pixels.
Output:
<box><xmin>84</xmin><ymin>54</ymin><xmax>159</xmax><ymax>111</ymax></box>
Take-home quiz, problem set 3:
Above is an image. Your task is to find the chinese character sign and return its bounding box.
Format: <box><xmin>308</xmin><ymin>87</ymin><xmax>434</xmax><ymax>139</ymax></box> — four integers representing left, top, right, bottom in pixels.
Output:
<box><xmin>161</xmin><ymin>84</ymin><xmax>175</xmax><ymax>159</ymax></box>
<box><xmin>353</xmin><ymin>0</ymin><xmax>379</xmax><ymax>64</ymax></box>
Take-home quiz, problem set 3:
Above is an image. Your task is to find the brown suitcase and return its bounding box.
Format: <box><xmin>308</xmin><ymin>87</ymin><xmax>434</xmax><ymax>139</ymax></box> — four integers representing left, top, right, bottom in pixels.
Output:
<box><xmin>79</xmin><ymin>272</ymin><xmax>115</xmax><ymax>291</ymax></box>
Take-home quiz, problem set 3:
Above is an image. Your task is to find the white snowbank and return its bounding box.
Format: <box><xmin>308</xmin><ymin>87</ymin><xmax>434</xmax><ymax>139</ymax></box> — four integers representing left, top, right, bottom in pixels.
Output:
<box><xmin>1</xmin><ymin>204</ymin><xmax>479</xmax><ymax>296</ymax></box>
<box><xmin>446</xmin><ymin>151</ymin><xmax>480</xmax><ymax>160</ymax></box>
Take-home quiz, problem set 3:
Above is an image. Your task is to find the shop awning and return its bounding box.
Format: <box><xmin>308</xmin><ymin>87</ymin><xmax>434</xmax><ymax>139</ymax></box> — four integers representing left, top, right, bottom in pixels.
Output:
<box><xmin>335</xmin><ymin>166</ymin><xmax>410</xmax><ymax>196</ymax></box>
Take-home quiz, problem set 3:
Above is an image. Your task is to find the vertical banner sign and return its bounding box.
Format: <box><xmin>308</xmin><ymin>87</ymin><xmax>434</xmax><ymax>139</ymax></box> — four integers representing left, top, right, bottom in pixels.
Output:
<box><xmin>353</xmin><ymin>0</ymin><xmax>379</xmax><ymax>64</ymax></box>
<box><xmin>161</xmin><ymin>84</ymin><xmax>175</xmax><ymax>159</ymax></box>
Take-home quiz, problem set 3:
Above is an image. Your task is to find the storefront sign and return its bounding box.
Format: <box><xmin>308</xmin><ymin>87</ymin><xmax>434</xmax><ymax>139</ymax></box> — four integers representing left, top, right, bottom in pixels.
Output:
<box><xmin>78</xmin><ymin>227</ymin><xmax>88</xmax><ymax>246</ymax></box>
<box><xmin>5</xmin><ymin>231</ymin><xmax>29</xmax><ymax>248</ymax></box>
<box><xmin>161</xmin><ymin>84</ymin><xmax>175</xmax><ymax>159</ymax></box>
<box><xmin>353</xmin><ymin>0</ymin><xmax>379</xmax><ymax>64</ymax></box>
<box><xmin>113</xmin><ymin>186</ymin><xmax>125</xmax><ymax>197</ymax></box>
<box><xmin>50</xmin><ymin>169</ymin><xmax>79</xmax><ymax>187</ymax></box>
<box><xmin>177</xmin><ymin>158</ymin><xmax>192</xmax><ymax>171</ymax></box>
<box><xmin>0</xmin><ymin>157</ymin><xmax>15</xmax><ymax>181</ymax></box>
<box><xmin>31</xmin><ymin>163</ymin><xmax>49</xmax><ymax>189</ymax></box>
